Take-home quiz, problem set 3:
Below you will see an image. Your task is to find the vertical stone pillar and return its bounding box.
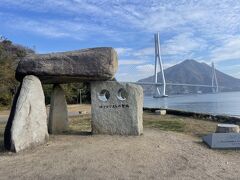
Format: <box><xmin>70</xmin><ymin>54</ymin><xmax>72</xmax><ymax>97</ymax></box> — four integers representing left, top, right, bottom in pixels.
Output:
<box><xmin>4</xmin><ymin>75</ymin><xmax>49</xmax><ymax>152</ymax></box>
<box><xmin>48</xmin><ymin>84</ymin><xmax>68</xmax><ymax>134</ymax></box>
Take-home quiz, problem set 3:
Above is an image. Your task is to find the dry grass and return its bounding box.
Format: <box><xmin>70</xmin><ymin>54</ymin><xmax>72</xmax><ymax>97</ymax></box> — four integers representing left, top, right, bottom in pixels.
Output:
<box><xmin>143</xmin><ymin>112</ymin><xmax>217</xmax><ymax>137</ymax></box>
<box><xmin>0</xmin><ymin>111</ymin><xmax>239</xmax><ymax>180</ymax></box>
<box><xmin>0</xmin><ymin>106</ymin><xmax>10</xmax><ymax>112</ymax></box>
<box><xmin>65</xmin><ymin>115</ymin><xmax>92</xmax><ymax>135</ymax></box>
<box><xmin>0</xmin><ymin>112</ymin><xmax>218</xmax><ymax>152</ymax></box>
<box><xmin>67</xmin><ymin>104</ymin><xmax>91</xmax><ymax>113</ymax></box>
<box><xmin>0</xmin><ymin>122</ymin><xmax>5</xmax><ymax>152</ymax></box>
<box><xmin>64</xmin><ymin>111</ymin><xmax>218</xmax><ymax>138</ymax></box>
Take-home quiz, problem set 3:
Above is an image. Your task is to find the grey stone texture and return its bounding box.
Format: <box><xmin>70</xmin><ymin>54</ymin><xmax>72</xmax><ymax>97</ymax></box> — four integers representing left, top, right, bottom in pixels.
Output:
<box><xmin>91</xmin><ymin>81</ymin><xmax>143</xmax><ymax>135</ymax></box>
<box><xmin>48</xmin><ymin>84</ymin><xmax>69</xmax><ymax>134</ymax></box>
<box><xmin>203</xmin><ymin>133</ymin><xmax>240</xmax><ymax>149</ymax></box>
<box><xmin>15</xmin><ymin>47</ymin><xmax>118</xmax><ymax>84</ymax></box>
<box><xmin>216</xmin><ymin>124</ymin><xmax>239</xmax><ymax>133</ymax></box>
<box><xmin>4</xmin><ymin>75</ymin><xmax>49</xmax><ymax>152</ymax></box>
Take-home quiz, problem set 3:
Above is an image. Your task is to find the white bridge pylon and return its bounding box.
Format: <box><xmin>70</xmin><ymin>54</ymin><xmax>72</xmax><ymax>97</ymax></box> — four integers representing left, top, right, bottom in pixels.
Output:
<box><xmin>132</xmin><ymin>34</ymin><xmax>222</xmax><ymax>96</ymax></box>
<box><xmin>153</xmin><ymin>32</ymin><xmax>168</xmax><ymax>98</ymax></box>
<box><xmin>211</xmin><ymin>62</ymin><xmax>219</xmax><ymax>93</ymax></box>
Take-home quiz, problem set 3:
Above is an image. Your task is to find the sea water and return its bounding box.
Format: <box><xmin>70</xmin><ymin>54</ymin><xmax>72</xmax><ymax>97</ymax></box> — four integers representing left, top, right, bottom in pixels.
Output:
<box><xmin>144</xmin><ymin>91</ymin><xmax>240</xmax><ymax>116</ymax></box>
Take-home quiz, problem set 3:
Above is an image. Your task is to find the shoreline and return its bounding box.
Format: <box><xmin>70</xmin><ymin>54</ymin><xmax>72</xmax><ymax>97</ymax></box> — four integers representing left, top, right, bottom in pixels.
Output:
<box><xmin>1</xmin><ymin>104</ymin><xmax>239</xmax><ymax>125</ymax></box>
<box><xmin>143</xmin><ymin>107</ymin><xmax>240</xmax><ymax>125</ymax></box>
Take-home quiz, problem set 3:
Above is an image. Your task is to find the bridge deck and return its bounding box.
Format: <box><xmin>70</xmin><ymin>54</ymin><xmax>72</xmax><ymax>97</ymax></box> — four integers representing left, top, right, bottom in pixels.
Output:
<box><xmin>133</xmin><ymin>82</ymin><xmax>223</xmax><ymax>88</ymax></box>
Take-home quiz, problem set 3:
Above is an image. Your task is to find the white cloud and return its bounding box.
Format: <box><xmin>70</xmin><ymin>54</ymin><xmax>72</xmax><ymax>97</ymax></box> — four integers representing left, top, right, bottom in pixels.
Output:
<box><xmin>1</xmin><ymin>0</ymin><xmax>240</xmax><ymax>34</ymax></box>
<box><xmin>119</xmin><ymin>59</ymin><xmax>146</xmax><ymax>65</ymax></box>
<box><xmin>115</xmin><ymin>48</ymin><xmax>133</xmax><ymax>56</ymax></box>
<box><xmin>210</xmin><ymin>35</ymin><xmax>240</xmax><ymax>62</ymax></box>
<box><xmin>136</xmin><ymin>64</ymin><xmax>155</xmax><ymax>75</ymax></box>
<box><xmin>116</xmin><ymin>47</ymin><xmax>154</xmax><ymax>58</ymax></box>
<box><xmin>2</xmin><ymin>0</ymin><xmax>240</xmax><ymax>44</ymax></box>
<box><xmin>1</xmin><ymin>0</ymin><xmax>240</xmax><ymax>78</ymax></box>
<box><xmin>162</xmin><ymin>33</ymin><xmax>207</xmax><ymax>56</ymax></box>
<box><xmin>1</xmin><ymin>13</ymin><xmax>121</xmax><ymax>40</ymax></box>
<box><xmin>116</xmin><ymin>33</ymin><xmax>208</xmax><ymax>63</ymax></box>
<box><xmin>133</xmin><ymin>48</ymin><xmax>155</xmax><ymax>57</ymax></box>
<box><xmin>116</xmin><ymin>61</ymin><xmax>179</xmax><ymax>82</ymax></box>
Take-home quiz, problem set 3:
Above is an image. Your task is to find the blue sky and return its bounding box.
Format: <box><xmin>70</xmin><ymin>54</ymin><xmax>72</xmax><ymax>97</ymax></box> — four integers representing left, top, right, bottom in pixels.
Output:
<box><xmin>0</xmin><ymin>0</ymin><xmax>240</xmax><ymax>81</ymax></box>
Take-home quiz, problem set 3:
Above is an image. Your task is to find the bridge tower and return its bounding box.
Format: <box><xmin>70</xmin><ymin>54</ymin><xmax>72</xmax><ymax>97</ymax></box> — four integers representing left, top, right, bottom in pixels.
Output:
<box><xmin>153</xmin><ymin>33</ymin><xmax>168</xmax><ymax>98</ymax></box>
<box><xmin>211</xmin><ymin>62</ymin><xmax>219</xmax><ymax>93</ymax></box>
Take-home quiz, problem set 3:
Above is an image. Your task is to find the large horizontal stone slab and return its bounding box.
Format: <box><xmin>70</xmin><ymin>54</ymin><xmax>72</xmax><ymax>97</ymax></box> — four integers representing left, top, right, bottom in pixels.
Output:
<box><xmin>16</xmin><ymin>47</ymin><xmax>118</xmax><ymax>83</ymax></box>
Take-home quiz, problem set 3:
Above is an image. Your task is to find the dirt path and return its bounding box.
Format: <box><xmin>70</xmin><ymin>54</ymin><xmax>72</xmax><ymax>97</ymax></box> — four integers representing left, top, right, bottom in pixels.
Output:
<box><xmin>0</xmin><ymin>129</ymin><xmax>239</xmax><ymax>180</ymax></box>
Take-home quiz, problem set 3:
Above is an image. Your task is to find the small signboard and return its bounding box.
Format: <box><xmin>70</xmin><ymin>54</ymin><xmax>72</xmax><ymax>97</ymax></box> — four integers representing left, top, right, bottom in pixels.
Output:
<box><xmin>203</xmin><ymin>133</ymin><xmax>240</xmax><ymax>149</ymax></box>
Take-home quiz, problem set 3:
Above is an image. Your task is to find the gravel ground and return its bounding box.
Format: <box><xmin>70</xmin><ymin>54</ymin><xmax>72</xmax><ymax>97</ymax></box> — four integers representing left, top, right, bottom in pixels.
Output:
<box><xmin>0</xmin><ymin>129</ymin><xmax>239</xmax><ymax>180</ymax></box>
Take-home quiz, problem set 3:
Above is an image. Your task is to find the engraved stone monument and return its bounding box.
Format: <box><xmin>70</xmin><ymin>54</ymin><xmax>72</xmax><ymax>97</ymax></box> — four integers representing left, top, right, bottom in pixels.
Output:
<box><xmin>203</xmin><ymin>124</ymin><xmax>240</xmax><ymax>149</ymax></box>
<box><xmin>91</xmin><ymin>81</ymin><xmax>143</xmax><ymax>135</ymax></box>
<box><xmin>203</xmin><ymin>133</ymin><xmax>240</xmax><ymax>149</ymax></box>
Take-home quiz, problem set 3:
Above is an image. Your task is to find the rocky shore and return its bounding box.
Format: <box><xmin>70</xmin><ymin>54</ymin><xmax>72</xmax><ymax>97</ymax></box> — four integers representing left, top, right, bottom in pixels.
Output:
<box><xmin>143</xmin><ymin>107</ymin><xmax>240</xmax><ymax>125</ymax></box>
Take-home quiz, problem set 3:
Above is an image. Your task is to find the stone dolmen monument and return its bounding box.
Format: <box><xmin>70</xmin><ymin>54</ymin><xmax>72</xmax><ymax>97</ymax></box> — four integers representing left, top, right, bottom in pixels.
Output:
<box><xmin>4</xmin><ymin>47</ymin><xmax>143</xmax><ymax>152</ymax></box>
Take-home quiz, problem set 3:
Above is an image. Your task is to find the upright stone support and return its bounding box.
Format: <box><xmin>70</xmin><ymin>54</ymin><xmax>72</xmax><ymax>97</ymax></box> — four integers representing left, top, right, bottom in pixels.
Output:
<box><xmin>4</xmin><ymin>75</ymin><xmax>49</xmax><ymax>152</ymax></box>
<box><xmin>91</xmin><ymin>81</ymin><xmax>143</xmax><ymax>135</ymax></box>
<box><xmin>48</xmin><ymin>84</ymin><xmax>68</xmax><ymax>134</ymax></box>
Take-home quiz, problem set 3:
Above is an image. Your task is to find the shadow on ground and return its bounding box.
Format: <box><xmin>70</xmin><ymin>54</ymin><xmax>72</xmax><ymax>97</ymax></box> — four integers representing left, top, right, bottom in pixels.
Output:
<box><xmin>0</xmin><ymin>122</ymin><xmax>6</xmax><ymax>153</ymax></box>
<box><xmin>63</xmin><ymin>130</ymin><xmax>92</xmax><ymax>136</ymax></box>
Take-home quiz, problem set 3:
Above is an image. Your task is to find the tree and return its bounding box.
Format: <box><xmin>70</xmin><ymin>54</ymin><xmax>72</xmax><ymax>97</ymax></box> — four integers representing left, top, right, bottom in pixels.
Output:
<box><xmin>0</xmin><ymin>38</ymin><xmax>91</xmax><ymax>107</ymax></box>
<box><xmin>43</xmin><ymin>83</ymin><xmax>91</xmax><ymax>105</ymax></box>
<box><xmin>0</xmin><ymin>39</ymin><xmax>28</xmax><ymax>106</ymax></box>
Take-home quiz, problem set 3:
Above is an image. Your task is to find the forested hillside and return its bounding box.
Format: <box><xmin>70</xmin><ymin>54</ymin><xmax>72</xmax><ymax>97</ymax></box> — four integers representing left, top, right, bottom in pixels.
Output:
<box><xmin>0</xmin><ymin>37</ymin><xmax>29</xmax><ymax>107</ymax></box>
<box><xmin>0</xmin><ymin>37</ymin><xmax>90</xmax><ymax>108</ymax></box>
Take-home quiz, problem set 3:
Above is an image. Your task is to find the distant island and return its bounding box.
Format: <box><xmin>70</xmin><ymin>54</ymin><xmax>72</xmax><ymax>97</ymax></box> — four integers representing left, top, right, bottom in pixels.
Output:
<box><xmin>138</xmin><ymin>59</ymin><xmax>240</xmax><ymax>95</ymax></box>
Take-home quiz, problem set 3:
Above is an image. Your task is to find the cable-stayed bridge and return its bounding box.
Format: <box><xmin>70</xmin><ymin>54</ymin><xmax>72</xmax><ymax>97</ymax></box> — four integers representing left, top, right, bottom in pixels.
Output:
<box><xmin>134</xmin><ymin>33</ymin><xmax>220</xmax><ymax>98</ymax></box>
<box><xmin>137</xmin><ymin>82</ymin><xmax>221</xmax><ymax>88</ymax></box>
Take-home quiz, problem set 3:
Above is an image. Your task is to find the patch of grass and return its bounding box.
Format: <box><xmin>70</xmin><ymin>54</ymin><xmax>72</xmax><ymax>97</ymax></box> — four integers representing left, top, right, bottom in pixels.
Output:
<box><xmin>144</xmin><ymin>119</ymin><xmax>185</xmax><ymax>132</ymax></box>
<box><xmin>0</xmin><ymin>110</ymin><xmax>218</xmax><ymax>150</ymax></box>
<box><xmin>143</xmin><ymin>112</ymin><xmax>217</xmax><ymax>137</ymax></box>
<box><xmin>0</xmin><ymin>106</ymin><xmax>9</xmax><ymax>111</ymax></box>
<box><xmin>65</xmin><ymin>115</ymin><xmax>92</xmax><ymax>135</ymax></box>
<box><xmin>65</xmin><ymin>112</ymin><xmax>217</xmax><ymax>137</ymax></box>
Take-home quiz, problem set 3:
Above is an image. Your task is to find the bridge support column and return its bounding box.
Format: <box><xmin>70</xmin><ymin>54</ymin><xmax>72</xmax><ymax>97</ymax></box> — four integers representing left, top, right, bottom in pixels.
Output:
<box><xmin>153</xmin><ymin>32</ymin><xmax>168</xmax><ymax>98</ymax></box>
<box><xmin>211</xmin><ymin>62</ymin><xmax>219</xmax><ymax>93</ymax></box>
<box><xmin>153</xmin><ymin>85</ymin><xmax>161</xmax><ymax>98</ymax></box>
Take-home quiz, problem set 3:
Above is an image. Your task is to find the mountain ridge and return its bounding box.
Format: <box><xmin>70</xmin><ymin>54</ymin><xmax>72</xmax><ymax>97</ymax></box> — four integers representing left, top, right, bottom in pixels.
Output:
<box><xmin>138</xmin><ymin>59</ymin><xmax>240</xmax><ymax>95</ymax></box>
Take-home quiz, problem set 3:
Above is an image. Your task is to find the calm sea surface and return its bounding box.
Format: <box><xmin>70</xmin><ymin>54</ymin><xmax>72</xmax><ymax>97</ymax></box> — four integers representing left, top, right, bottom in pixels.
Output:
<box><xmin>144</xmin><ymin>91</ymin><xmax>240</xmax><ymax>116</ymax></box>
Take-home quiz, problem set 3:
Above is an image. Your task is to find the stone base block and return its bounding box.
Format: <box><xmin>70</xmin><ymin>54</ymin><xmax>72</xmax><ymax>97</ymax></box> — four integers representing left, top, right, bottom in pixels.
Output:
<box><xmin>91</xmin><ymin>81</ymin><xmax>143</xmax><ymax>135</ymax></box>
<box><xmin>203</xmin><ymin>133</ymin><xmax>240</xmax><ymax>149</ymax></box>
